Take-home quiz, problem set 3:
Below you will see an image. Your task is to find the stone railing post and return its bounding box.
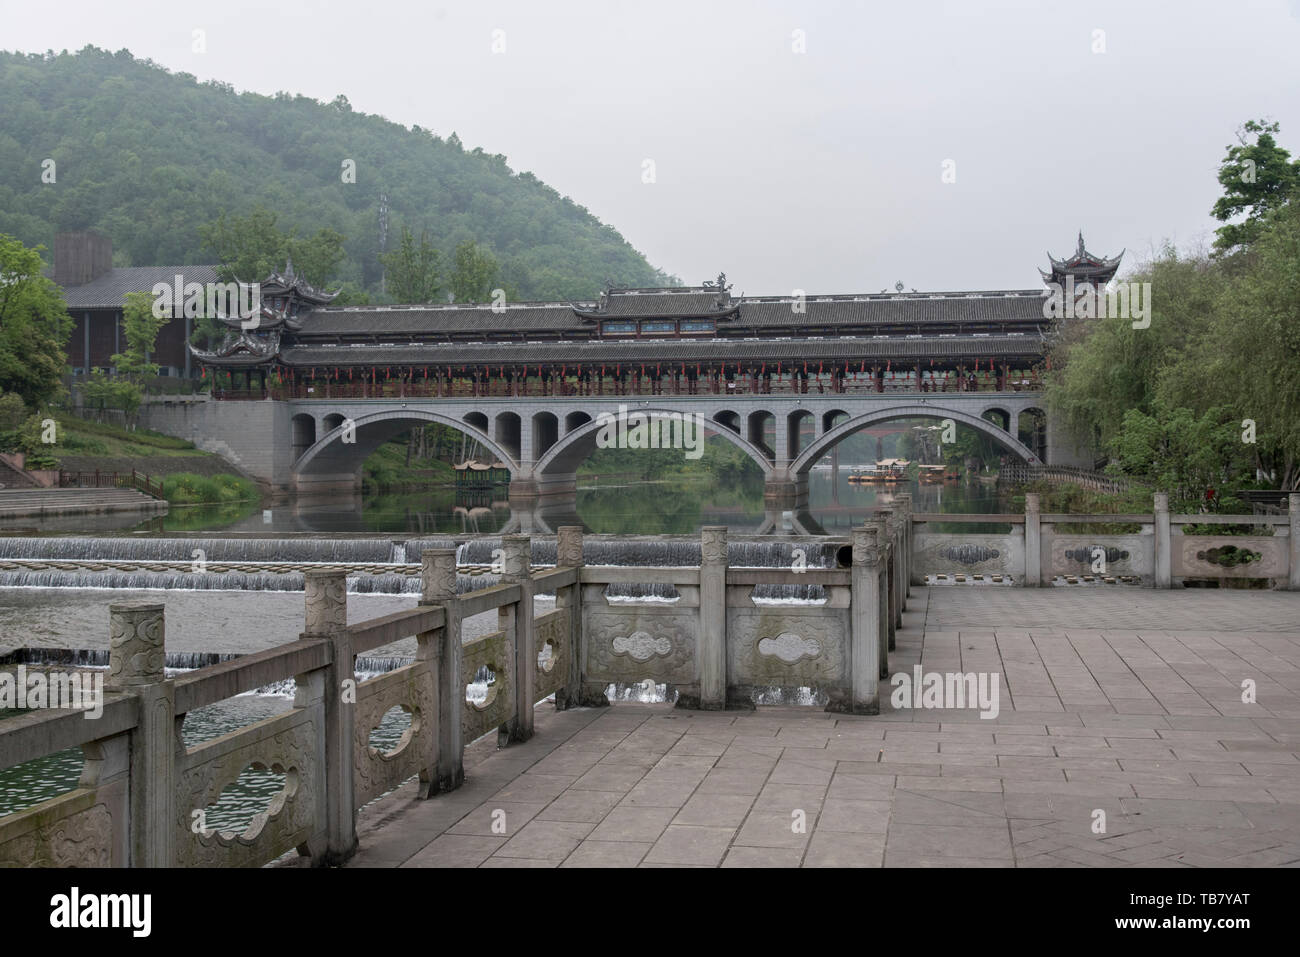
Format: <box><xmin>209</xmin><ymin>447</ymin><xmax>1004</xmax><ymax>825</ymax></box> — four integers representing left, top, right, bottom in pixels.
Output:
<box><xmin>108</xmin><ymin>601</ymin><xmax>173</xmax><ymax>868</ymax></box>
<box><xmin>303</xmin><ymin>569</ymin><xmax>355</xmax><ymax>863</ymax></box>
<box><xmin>555</xmin><ymin>526</ymin><xmax>584</xmax><ymax>710</ymax></box>
<box><xmin>408</xmin><ymin>550</ymin><xmax>451</xmax><ymax>798</ymax></box>
<box><xmin>894</xmin><ymin>492</ymin><xmax>912</xmax><ymax>606</ymax></box>
<box><xmin>887</xmin><ymin>508</ymin><xmax>904</xmax><ymax>632</ymax></box>
<box><xmin>1024</xmin><ymin>493</ymin><xmax>1041</xmax><ymax>587</ymax></box>
<box><xmin>500</xmin><ymin>535</ymin><xmax>535</xmax><ymax>742</ymax></box>
<box><xmin>698</xmin><ymin>526</ymin><xmax>728</xmax><ymax>710</ymax></box>
<box><xmin>1288</xmin><ymin>494</ymin><xmax>1300</xmax><ymax>591</ymax></box>
<box><xmin>420</xmin><ymin>548</ymin><xmax>462</xmax><ymax>793</ymax></box>
<box><xmin>850</xmin><ymin>526</ymin><xmax>882</xmax><ymax>714</ymax></box>
<box><xmin>1154</xmin><ymin>493</ymin><xmax>1171</xmax><ymax>589</ymax></box>
<box><xmin>875</xmin><ymin>509</ymin><xmax>898</xmax><ymax>653</ymax></box>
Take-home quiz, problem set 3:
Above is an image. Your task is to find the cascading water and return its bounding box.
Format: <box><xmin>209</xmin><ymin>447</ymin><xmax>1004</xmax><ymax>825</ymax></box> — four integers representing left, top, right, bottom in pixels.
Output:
<box><xmin>0</xmin><ymin>536</ymin><xmax>837</xmax><ymax>600</ymax></box>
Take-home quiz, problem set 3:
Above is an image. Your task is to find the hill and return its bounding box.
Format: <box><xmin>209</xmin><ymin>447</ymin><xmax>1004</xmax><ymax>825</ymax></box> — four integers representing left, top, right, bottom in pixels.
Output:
<box><xmin>0</xmin><ymin>46</ymin><xmax>675</xmax><ymax>299</ymax></box>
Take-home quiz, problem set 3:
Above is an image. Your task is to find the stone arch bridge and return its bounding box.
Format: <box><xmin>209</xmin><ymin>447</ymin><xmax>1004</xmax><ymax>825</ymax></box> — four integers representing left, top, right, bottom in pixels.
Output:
<box><xmin>144</xmin><ymin>392</ymin><xmax>1076</xmax><ymax>508</ymax></box>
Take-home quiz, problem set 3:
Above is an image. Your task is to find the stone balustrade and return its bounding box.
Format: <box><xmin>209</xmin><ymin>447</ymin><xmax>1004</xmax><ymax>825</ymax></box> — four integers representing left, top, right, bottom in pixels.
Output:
<box><xmin>911</xmin><ymin>493</ymin><xmax>1300</xmax><ymax>589</ymax></box>
<box><xmin>0</xmin><ymin>519</ymin><xmax>907</xmax><ymax>868</ymax></box>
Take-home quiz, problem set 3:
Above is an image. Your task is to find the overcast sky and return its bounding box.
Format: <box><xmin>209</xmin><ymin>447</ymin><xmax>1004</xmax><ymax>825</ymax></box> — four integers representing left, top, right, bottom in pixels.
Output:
<box><xmin>4</xmin><ymin>0</ymin><xmax>1299</xmax><ymax>293</ymax></box>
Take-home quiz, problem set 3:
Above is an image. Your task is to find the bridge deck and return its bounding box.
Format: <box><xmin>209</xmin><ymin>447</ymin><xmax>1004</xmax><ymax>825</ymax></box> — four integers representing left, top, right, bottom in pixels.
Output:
<box><xmin>335</xmin><ymin>587</ymin><xmax>1300</xmax><ymax>868</ymax></box>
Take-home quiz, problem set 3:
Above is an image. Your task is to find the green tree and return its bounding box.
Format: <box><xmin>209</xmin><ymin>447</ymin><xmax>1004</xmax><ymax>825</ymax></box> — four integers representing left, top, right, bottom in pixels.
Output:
<box><xmin>199</xmin><ymin>207</ymin><xmax>344</xmax><ymax>288</ymax></box>
<box><xmin>449</xmin><ymin>239</ymin><xmax>499</xmax><ymax>303</ymax></box>
<box><xmin>1107</xmin><ymin>401</ymin><xmax>1248</xmax><ymax>509</ymax></box>
<box><xmin>1211</xmin><ymin>119</ymin><xmax>1300</xmax><ymax>254</ymax></box>
<box><xmin>381</xmin><ymin>227</ymin><xmax>441</xmax><ymax>303</ymax></box>
<box><xmin>111</xmin><ymin>291</ymin><xmax>167</xmax><ymax>381</ymax></box>
<box><xmin>1161</xmin><ymin>200</ymin><xmax>1300</xmax><ymax>489</ymax></box>
<box><xmin>196</xmin><ymin>206</ymin><xmax>345</xmax><ymax>346</ymax></box>
<box><xmin>0</xmin><ymin>233</ymin><xmax>71</xmax><ymax>408</ymax></box>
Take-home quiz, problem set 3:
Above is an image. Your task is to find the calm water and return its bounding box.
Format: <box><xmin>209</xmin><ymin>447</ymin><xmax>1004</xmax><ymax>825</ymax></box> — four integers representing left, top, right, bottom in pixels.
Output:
<box><xmin>74</xmin><ymin>469</ymin><xmax>1001</xmax><ymax>536</ymax></box>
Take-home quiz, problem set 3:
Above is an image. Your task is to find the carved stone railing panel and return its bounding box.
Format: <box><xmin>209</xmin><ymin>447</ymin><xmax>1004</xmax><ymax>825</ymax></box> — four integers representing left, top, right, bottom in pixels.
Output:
<box><xmin>0</xmin><ymin>784</ymin><xmax>126</xmax><ymax>867</ymax></box>
<box><xmin>462</xmin><ymin>630</ymin><xmax>511</xmax><ymax>743</ymax></box>
<box><xmin>353</xmin><ymin>661</ymin><xmax>436</xmax><ymax>808</ymax></box>
<box><xmin>913</xmin><ymin>532</ymin><xmax>1021</xmax><ymax>579</ymax></box>
<box><xmin>175</xmin><ymin>706</ymin><xmax>324</xmax><ymax>868</ymax></box>
<box><xmin>726</xmin><ymin>606</ymin><xmax>850</xmax><ymax>687</ymax></box>
<box><xmin>1174</xmin><ymin>535</ymin><xmax>1287</xmax><ymax>580</ymax></box>
<box><xmin>535</xmin><ymin>608</ymin><xmax>568</xmax><ymax>701</ymax></box>
<box><xmin>581</xmin><ymin>607</ymin><xmax>697</xmax><ymax>685</ymax></box>
<box><xmin>1047</xmin><ymin>533</ymin><xmax>1151</xmax><ymax>579</ymax></box>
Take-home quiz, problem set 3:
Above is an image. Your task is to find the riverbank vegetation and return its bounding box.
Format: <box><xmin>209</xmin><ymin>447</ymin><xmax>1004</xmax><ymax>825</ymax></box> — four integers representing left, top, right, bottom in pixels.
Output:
<box><xmin>161</xmin><ymin>473</ymin><xmax>258</xmax><ymax>506</ymax></box>
<box><xmin>579</xmin><ymin>439</ymin><xmax>763</xmax><ymax>486</ymax></box>
<box><xmin>1045</xmin><ymin>119</ymin><xmax>1300</xmax><ymax>505</ymax></box>
<box><xmin>361</xmin><ymin>434</ymin><xmax>456</xmax><ymax>493</ymax></box>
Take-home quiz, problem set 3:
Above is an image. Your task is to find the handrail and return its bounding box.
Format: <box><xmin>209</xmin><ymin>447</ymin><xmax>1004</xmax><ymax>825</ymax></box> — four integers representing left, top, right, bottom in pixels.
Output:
<box><xmin>172</xmin><ymin>638</ymin><xmax>330</xmax><ymax>714</ymax></box>
<box><xmin>348</xmin><ymin>606</ymin><xmax>444</xmax><ymax>655</ymax></box>
<box><xmin>912</xmin><ymin>513</ymin><xmax>1026</xmax><ymax>523</ymax></box>
<box><xmin>0</xmin><ymin>696</ymin><xmax>138</xmax><ymax>771</ymax></box>
<box><xmin>58</xmin><ymin>468</ymin><xmax>164</xmax><ymax>499</ymax></box>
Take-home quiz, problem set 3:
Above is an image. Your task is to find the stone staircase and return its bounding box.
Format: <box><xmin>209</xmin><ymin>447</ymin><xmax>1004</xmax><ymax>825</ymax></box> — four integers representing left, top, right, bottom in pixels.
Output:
<box><xmin>0</xmin><ymin>487</ymin><xmax>167</xmax><ymax>519</ymax></box>
<box><xmin>0</xmin><ymin>456</ymin><xmax>40</xmax><ymax>489</ymax></box>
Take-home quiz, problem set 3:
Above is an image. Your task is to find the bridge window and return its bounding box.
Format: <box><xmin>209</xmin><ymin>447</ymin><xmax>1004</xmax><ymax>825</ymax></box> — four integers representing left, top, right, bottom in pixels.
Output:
<box><xmin>640</xmin><ymin>320</ymin><xmax>675</xmax><ymax>335</ymax></box>
<box><xmin>601</xmin><ymin>321</ymin><xmax>636</xmax><ymax>336</ymax></box>
<box><xmin>679</xmin><ymin>319</ymin><xmax>714</xmax><ymax>334</ymax></box>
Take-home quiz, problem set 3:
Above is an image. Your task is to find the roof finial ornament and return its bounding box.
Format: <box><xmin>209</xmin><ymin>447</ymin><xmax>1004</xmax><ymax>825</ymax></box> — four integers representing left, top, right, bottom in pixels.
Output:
<box><xmin>894</xmin><ymin>281</ymin><xmax>904</xmax><ymax>293</ymax></box>
<box><xmin>284</xmin><ymin>255</ymin><xmax>295</xmax><ymax>281</ymax></box>
<box><xmin>1076</xmin><ymin>231</ymin><xmax>1086</xmax><ymax>258</ymax></box>
<box><xmin>703</xmin><ymin>272</ymin><xmax>731</xmax><ymax>293</ymax></box>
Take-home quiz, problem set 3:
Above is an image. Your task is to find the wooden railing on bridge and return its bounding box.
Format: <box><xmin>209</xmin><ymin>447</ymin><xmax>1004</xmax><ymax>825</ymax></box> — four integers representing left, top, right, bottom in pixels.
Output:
<box><xmin>997</xmin><ymin>462</ymin><xmax>1129</xmax><ymax>494</ymax></box>
<box><xmin>212</xmin><ymin>375</ymin><xmax>1045</xmax><ymax>401</ymax></box>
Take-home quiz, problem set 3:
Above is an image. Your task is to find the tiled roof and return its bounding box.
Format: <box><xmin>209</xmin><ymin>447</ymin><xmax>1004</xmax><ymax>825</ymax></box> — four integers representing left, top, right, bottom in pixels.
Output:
<box><xmin>280</xmin><ymin>334</ymin><xmax>1045</xmax><ymax>368</ymax></box>
<box><xmin>60</xmin><ymin>265</ymin><xmax>220</xmax><ymax>310</ymax></box>
<box><xmin>586</xmin><ymin>290</ymin><xmax>733</xmax><ymax>317</ymax></box>
<box><xmin>299</xmin><ymin>303</ymin><xmax>594</xmax><ymax>337</ymax></box>
<box><xmin>293</xmin><ymin>290</ymin><xmax>1050</xmax><ymax>339</ymax></box>
<box><xmin>732</xmin><ymin>293</ymin><xmax>1048</xmax><ymax>327</ymax></box>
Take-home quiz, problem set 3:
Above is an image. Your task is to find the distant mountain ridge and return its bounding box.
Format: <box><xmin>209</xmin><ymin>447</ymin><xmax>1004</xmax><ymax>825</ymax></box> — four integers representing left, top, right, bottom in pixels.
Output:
<box><xmin>0</xmin><ymin>46</ymin><xmax>676</xmax><ymax>299</ymax></box>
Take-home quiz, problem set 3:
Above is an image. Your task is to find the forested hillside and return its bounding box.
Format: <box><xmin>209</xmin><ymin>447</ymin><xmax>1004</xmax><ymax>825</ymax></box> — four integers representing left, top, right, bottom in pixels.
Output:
<box><xmin>0</xmin><ymin>46</ymin><xmax>675</xmax><ymax>299</ymax></box>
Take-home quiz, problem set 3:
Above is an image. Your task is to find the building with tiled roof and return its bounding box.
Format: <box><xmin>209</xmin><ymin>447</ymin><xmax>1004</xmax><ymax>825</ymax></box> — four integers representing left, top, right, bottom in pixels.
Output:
<box><xmin>53</xmin><ymin>232</ymin><xmax>218</xmax><ymax>378</ymax></box>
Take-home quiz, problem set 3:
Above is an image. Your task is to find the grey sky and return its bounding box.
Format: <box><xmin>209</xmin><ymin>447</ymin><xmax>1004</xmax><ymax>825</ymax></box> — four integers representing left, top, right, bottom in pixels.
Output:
<box><xmin>4</xmin><ymin>0</ymin><xmax>1298</xmax><ymax>293</ymax></box>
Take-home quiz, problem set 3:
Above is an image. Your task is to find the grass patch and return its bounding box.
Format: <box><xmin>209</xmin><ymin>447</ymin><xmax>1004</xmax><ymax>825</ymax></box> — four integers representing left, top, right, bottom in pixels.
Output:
<box><xmin>161</xmin><ymin>472</ymin><xmax>258</xmax><ymax>505</ymax></box>
<box><xmin>60</xmin><ymin>416</ymin><xmax>195</xmax><ymax>449</ymax></box>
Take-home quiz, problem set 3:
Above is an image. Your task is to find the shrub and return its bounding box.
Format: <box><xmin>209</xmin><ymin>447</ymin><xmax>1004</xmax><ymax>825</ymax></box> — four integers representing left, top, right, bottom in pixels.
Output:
<box><xmin>161</xmin><ymin>472</ymin><xmax>257</xmax><ymax>505</ymax></box>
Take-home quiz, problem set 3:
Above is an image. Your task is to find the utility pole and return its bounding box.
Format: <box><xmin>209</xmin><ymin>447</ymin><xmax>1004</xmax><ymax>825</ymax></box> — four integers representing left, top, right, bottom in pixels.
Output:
<box><xmin>378</xmin><ymin>191</ymin><xmax>389</xmax><ymax>297</ymax></box>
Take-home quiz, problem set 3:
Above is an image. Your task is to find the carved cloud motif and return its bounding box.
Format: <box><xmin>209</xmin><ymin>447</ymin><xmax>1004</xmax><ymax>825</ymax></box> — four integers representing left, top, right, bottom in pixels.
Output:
<box><xmin>611</xmin><ymin>631</ymin><xmax>673</xmax><ymax>662</ymax></box>
<box><xmin>757</xmin><ymin>632</ymin><xmax>822</xmax><ymax>664</ymax></box>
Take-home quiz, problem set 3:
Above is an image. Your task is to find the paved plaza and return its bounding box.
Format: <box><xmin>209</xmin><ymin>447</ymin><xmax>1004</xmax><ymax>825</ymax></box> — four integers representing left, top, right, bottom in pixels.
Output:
<box><xmin>343</xmin><ymin>586</ymin><xmax>1300</xmax><ymax>867</ymax></box>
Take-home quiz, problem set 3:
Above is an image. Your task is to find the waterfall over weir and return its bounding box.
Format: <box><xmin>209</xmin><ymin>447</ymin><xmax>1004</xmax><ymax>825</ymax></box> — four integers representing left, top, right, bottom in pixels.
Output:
<box><xmin>0</xmin><ymin>537</ymin><xmax>455</xmax><ymax>564</ymax></box>
<box><xmin>0</xmin><ymin>536</ymin><xmax>843</xmax><ymax>601</ymax></box>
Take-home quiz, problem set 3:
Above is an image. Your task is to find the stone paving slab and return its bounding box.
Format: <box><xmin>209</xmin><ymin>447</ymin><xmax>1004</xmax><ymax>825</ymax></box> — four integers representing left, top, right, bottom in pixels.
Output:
<box><xmin>343</xmin><ymin>585</ymin><xmax>1300</xmax><ymax>868</ymax></box>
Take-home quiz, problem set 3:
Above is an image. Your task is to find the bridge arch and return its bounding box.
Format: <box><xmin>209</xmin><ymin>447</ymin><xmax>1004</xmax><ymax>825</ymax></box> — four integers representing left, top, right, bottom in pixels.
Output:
<box><xmin>293</xmin><ymin>409</ymin><xmax>520</xmax><ymax>488</ymax></box>
<box><xmin>534</xmin><ymin>406</ymin><xmax>775</xmax><ymax>478</ymax></box>
<box><xmin>789</xmin><ymin>404</ymin><xmax>1040</xmax><ymax>476</ymax></box>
